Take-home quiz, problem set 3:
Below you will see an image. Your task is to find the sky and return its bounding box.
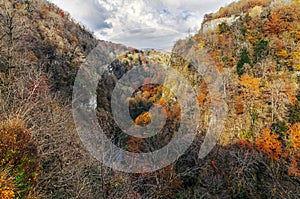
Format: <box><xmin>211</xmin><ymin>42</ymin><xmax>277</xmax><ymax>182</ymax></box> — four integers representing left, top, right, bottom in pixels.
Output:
<box><xmin>49</xmin><ymin>0</ymin><xmax>235</xmax><ymax>51</ymax></box>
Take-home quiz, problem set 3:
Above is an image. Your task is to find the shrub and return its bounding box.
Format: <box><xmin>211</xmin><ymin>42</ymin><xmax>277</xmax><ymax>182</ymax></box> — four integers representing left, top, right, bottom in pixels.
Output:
<box><xmin>271</xmin><ymin>121</ymin><xmax>289</xmax><ymax>135</ymax></box>
<box><xmin>256</xmin><ymin>128</ymin><xmax>282</xmax><ymax>160</ymax></box>
<box><xmin>241</xmin><ymin>131</ymin><xmax>253</xmax><ymax>142</ymax></box>
<box><xmin>288</xmin><ymin>103</ymin><xmax>300</xmax><ymax>124</ymax></box>
<box><xmin>0</xmin><ymin>119</ymin><xmax>39</xmax><ymax>198</ymax></box>
<box><xmin>286</xmin><ymin>122</ymin><xmax>300</xmax><ymax>150</ymax></box>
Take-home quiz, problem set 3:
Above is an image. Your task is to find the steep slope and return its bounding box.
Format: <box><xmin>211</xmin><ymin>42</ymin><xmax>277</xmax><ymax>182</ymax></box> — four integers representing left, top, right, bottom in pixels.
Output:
<box><xmin>0</xmin><ymin>0</ymin><xmax>134</xmax><ymax>198</ymax></box>
<box><xmin>93</xmin><ymin>0</ymin><xmax>300</xmax><ymax>197</ymax></box>
<box><xmin>173</xmin><ymin>0</ymin><xmax>300</xmax><ymax>141</ymax></box>
<box><xmin>0</xmin><ymin>0</ymin><xmax>299</xmax><ymax>198</ymax></box>
<box><xmin>170</xmin><ymin>0</ymin><xmax>300</xmax><ymax>197</ymax></box>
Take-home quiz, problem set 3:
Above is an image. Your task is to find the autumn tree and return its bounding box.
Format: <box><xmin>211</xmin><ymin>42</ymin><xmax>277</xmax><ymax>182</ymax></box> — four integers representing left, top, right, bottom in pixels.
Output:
<box><xmin>264</xmin><ymin>9</ymin><xmax>292</xmax><ymax>35</ymax></box>
<box><xmin>237</xmin><ymin>48</ymin><xmax>252</xmax><ymax>76</ymax></box>
<box><xmin>256</xmin><ymin>128</ymin><xmax>282</xmax><ymax>160</ymax></box>
<box><xmin>238</xmin><ymin>74</ymin><xmax>262</xmax><ymax>129</ymax></box>
<box><xmin>253</xmin><ymin>39</ymin><xmax>269</xmax><ymax>63</ymax></box>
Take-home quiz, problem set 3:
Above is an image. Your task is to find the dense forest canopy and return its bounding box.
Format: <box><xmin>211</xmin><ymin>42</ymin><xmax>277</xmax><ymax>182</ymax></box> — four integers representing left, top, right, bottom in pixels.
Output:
<box><xmin>0</xmin><ymin>0</ymin><xmax>299</xmax><ymax>198</ymax></box>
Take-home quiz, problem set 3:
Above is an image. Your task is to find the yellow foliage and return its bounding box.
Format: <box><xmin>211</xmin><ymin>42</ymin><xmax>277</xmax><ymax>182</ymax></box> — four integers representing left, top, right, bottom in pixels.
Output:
<box><xmin>238</xmin><ymin>74</ymin><xmax>261</xmax><ymax>94</ymax></box>
<box><xmin>292</xmin><ymin>51</ymin><xmax>300</xmax><ymax>71</ymax></box>
<box><xmin>277</xmin><ymin>49</ymin><xmax>288</xmax><ymax>58</ymax></box>
<box><xmin>0</xmin><ymin>170</ymin><xmax>15</xmax><ymax>199</ymax></box>
<box><xmin>198</xmin><ymin>41</ymin><xmax>205</xmax><ymax>48</ymax></box>
<box><xmin>294</xmin><ymin>65</ymin><xmax>300</xmax><ymax>71</ymax></box>
<box><xmin>256</xmin><ymin>128</ymin><xmax>282</xmax><ymax>160</ymax></box>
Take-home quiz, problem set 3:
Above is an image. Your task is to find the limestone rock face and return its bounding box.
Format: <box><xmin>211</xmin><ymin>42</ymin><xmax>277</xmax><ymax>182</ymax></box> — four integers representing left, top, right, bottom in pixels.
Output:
<box><xmin>202</xmin><ymin>15</ymin><xmax>240</xmax><ymax>34</ymax></box>
<box><xmin>249</xmin><ymin>6</ymin><xmax>263</xmax><ymax>18</ymax></box>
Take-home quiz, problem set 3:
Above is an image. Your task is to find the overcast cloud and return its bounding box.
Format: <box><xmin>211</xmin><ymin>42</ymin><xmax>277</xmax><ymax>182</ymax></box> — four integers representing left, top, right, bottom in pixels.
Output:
<box><xmin>49</xmin><ymin>0</ymin><xmax>235</xmax><ymax>50</ymax></box>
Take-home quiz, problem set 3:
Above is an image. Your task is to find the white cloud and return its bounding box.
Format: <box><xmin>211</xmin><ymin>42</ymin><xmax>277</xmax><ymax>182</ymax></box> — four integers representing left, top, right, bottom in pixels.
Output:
<box><xmin>49</xmin><ymin>0</ymin><xmax>235</xmax><ymax>50</ymax></box>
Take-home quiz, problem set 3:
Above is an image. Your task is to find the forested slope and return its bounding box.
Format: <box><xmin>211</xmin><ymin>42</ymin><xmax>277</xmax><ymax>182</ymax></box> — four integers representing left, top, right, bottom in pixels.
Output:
<box><xmin>0</xmin><ymin>0</ymin><xmax>299</xmax><ymax>198</ymax></box>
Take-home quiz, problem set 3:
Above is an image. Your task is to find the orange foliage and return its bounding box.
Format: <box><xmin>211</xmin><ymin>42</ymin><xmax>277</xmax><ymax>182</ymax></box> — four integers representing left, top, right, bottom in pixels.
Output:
<box><xmin>197</xmin><ymin>93</ymin><xmax>207</xmax><ymax>104</ymax></box>
<box><xmin>197</xmin><ymin>82</ymin><xmax>209</xmax><ymax>104</ymax></box>
<box><xmin>69</xmin><ymin>35</ymin><xmax>78</xmax><ymax>44</ymax></box>
<box><xmin>142</xmin><ymin>91</ymin><xmax>151</xmax><ymax>99</ymax></box>
<box><xmin>256</xmin><ymin>128</ymin><xmax>282</xmax><ymax>160</ymax></box>
<box><xmin>158</xmin><ymin>97</ymin><xmax>166</xmax><ymax>106</ymax></box>
<box><xmin>135</xmin><ymin>112</ymin><xmax>151</xmax><ymax>126</ymax></box>
<box><xmin>0</xmin><ymin>170</ymin><xmax>15</xmax><ymax>199</ymax></box>
<box><xmin>216</xmin><ymin>64</ymin><xmax>224</xmax><ymax>72</ymax></box>
<box><xmin>264</xmin><ymin>5</ymin><xmax>296</xmax><ymax>35</ymax></box>
<box><xmin>40</xmin><ymin>5</ymin><xmax>49</xmax><ymax>17</ymax></box>
<box><xmin>235</xmin><ymin>96</ymin><xmax>245</xmax><ymax>115</ymax></box>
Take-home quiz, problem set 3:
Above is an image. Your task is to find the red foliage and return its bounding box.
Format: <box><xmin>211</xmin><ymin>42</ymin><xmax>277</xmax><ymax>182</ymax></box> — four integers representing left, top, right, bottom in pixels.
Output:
<box><xmin>131</xmin><ymin>192</ymin><xmax>141</xmax><ymax>199</ymax></box>
<box><xmin>28</xmin><ymin>75</ymin><xmax>49</xmax><ymax>102</ymax></box>
<box><xmin>57</xmin><ymin>10</ymin><xmax>65</xmax><ymax>18</ymax></box>
<box><xmin>211</xmin><ymin>160</ymin><xmax>219</xmax><ymax>172</ymax></box>
<box><xmin>288</xmin><ymin>153</ymin><xmax>300</xmax><ymax>177</ymax></box>
<box><xmin>237</xmin><ymin>139</ymin><xmax>254</xmax><ymax>150</ymax></box>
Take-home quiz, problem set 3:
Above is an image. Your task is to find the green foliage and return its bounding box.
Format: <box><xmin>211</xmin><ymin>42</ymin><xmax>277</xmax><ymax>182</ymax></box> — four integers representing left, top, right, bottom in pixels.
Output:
<box><xmin>241</xmin><ymin>27</ymin><xmax>247</xmax><ymax>36</ymax></box>
<box><xmin>251</xmin><ymin>110</ymin><xmax>258</xmax><ymax>124</ymax></box>
<box><xmin>253</xmin><ymin>39</ymin><xmax>269</xmax><ymax>62</ymax></box>
<box><xmin>271</xmin><ymin>121</ymin><xmax>289</xmax><ymax>135</ymax></box>
<box><xmin>237</xmin><ymin>48</ymin><xmax>252</xmax><ymax>76</ymax></box>
<box><xmin>241</xmin><ymin>130</ymin><xmax>253</xmax><ymax>141</ymax></box>
<box><xmin>288</xmin><ymin>103</ymin><xmax>300</xmax><ymax>124</ymax></box>
<box><xmin>218</xmin><ymin>22</ymin><xmax>231</xmax><ymax>34</ymax></box>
